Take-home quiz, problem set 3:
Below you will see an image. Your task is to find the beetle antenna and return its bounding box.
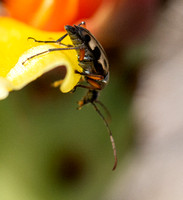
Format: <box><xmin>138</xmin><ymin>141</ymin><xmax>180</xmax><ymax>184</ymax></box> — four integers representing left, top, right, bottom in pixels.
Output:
<box><xmin>91</xmin><ymin>102</ymin><xmax>117</xmax><ymax>170</ymax></box>
<box><xmin>95</xmin><ymin>100</ymin><xmax>112</xmax><ymax>122</ymax></box>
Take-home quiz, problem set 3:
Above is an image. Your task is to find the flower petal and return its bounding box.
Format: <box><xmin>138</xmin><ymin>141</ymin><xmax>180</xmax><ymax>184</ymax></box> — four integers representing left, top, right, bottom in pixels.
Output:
<box><xmin>0</xmin><ymin>17</ymin><xmax>82</xmax><ymax>99</ymax></box>
<box><xmin>4</xmin><ymin>0</ymin><xmax>79</xmax><ymax>31</ymax></box>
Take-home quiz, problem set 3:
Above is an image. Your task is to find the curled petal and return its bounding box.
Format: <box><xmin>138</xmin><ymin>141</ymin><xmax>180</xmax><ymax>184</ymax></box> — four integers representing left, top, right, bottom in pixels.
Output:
<box><xmin>0</xmin><ymin>17</ymin><xmax>82</xmax><ymax>99</ymax></box>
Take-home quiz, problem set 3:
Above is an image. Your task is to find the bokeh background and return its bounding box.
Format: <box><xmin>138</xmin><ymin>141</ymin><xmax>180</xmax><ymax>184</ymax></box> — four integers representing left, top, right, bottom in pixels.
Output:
<box><xmin>1</xmin><ymin>0</ymin><xmax>183</xmax><ymax>199</ymax></box>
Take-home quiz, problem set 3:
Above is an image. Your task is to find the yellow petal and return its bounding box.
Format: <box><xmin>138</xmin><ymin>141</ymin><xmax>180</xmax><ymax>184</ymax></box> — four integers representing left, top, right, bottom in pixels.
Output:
<box><xmin>0</xmin><ymin>17</ymin><xmax>82</xmax><ymax>99</ymax></box>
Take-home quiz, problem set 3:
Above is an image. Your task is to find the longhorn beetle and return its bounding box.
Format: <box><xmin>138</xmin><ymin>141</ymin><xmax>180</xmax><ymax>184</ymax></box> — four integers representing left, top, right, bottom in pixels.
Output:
<box><xmin>23</xmin><ymin>22</ymin><xmax>117</xmax><ymax>170</ymax></box>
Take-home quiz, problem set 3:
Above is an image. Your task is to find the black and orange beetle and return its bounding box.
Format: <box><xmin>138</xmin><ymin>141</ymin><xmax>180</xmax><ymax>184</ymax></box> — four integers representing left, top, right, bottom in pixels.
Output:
<box><xmin>23</xmin><ymin>22</ymin><xmax>117</xmax><ymax>170</ymax></box>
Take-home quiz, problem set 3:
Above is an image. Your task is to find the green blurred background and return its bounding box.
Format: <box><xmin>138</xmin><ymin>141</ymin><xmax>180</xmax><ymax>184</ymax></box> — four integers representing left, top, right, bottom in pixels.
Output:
<box><xmin>0</xmin><ymin>71</ymin><xmax>134</xmax><ymax>200</ymax></box>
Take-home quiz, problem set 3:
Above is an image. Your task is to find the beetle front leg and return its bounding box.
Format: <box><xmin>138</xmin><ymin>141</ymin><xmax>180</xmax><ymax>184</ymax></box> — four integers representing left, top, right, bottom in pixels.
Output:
<box><xmin>28</xmin><ymin>33</ymin><xmax>73</xmax><ymax>47</ymax></box>
<box><xmin>28</xmin><ymin>33</ymin><xmax>68</xmax><ymax>44</ymax></box>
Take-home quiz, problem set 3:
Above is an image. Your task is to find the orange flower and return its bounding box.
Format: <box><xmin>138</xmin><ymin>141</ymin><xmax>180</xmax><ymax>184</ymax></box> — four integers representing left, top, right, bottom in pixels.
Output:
<box><xmin>3</xmin><ymin>0</ymin><xmax>121</xmax><ymax>31</ymax></box>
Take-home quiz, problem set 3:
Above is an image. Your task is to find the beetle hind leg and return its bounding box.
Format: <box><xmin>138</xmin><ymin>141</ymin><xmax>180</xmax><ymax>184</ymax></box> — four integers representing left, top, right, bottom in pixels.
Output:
<box><xmin>28</xmin><ymin>36</ymin><xmax>73</xmax><ymax>47</ymax></box>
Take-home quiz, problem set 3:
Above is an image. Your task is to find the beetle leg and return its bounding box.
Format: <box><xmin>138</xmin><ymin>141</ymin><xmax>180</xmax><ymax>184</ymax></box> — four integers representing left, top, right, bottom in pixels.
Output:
<box><xmin>28</xmin><ymin>35</ymin><xmax>73</xmax><ymax>47</ymax></box>
<box><xmin>86</xmin><ymin>78</ymin><xmax>102</xmax><ymax>90</ymax></box>
<box><xmin>28</xmin><ymin>21</ymin><xmax>86</xmax><ymax>45</ymax></box>
<box><xmin>74</xmin><ymin>70</ymin><xmax>103</xmax><ymax>90</ymax></box>
<box><xmin>86</xmin><ymin>74</ymin><xmax>104</xmax><ymax>80</ymax></box>
<box><xmin>22</xmin><ymin>46</ymin><xmax>81</xmax><ymax>65</ymax></box>
<box><xmin>75</xmin><ymin>70</ymin><xmax>104</xmax><ymax>80</ymax></box>
<box><xmin>71</xmin><ymin>84</ymin><xmax>96</xmax><ymax>93</ymax></box>
<box><xmin>28</xmin><ymin>33</ymin><xmax>69</xmax><ymax>44</ymax></box>
<box><xmin>71</xmin><ymin>79</ymin><xmax>101</xmax><ymax>94</ymax></box>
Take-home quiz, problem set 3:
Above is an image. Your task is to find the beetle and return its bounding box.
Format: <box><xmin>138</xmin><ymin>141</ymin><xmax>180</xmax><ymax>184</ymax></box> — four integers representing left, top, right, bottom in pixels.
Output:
<box><xmin>23</xmin><ymin>22</ymin><xmax>117</xmax><ymax>170</ymax></box>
